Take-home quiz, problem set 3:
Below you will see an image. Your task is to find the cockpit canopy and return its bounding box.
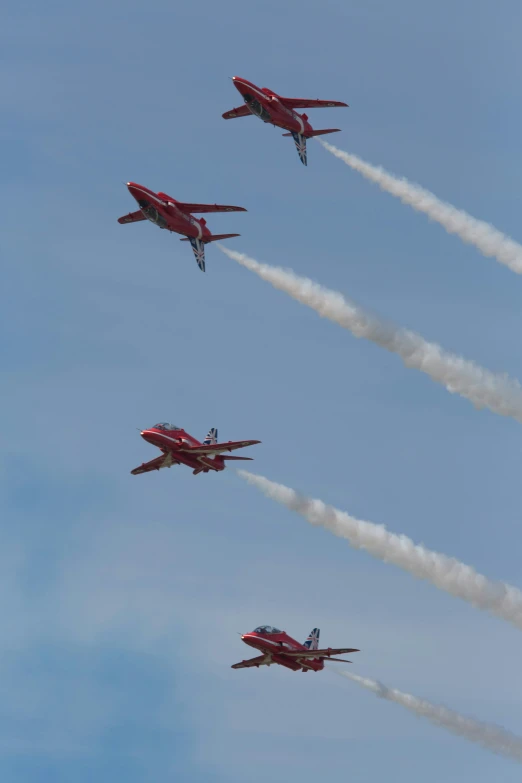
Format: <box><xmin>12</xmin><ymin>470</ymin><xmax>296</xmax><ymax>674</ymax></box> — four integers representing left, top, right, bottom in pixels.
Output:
<box><xmin>253</xmin><ymin>625</ymin><xmax>282</xmax><ymax>635</ymax></box>
<box><xmin>153</xmin><ymin>423</ymin><xmax>181</xmax><ymax>432</ymax></box>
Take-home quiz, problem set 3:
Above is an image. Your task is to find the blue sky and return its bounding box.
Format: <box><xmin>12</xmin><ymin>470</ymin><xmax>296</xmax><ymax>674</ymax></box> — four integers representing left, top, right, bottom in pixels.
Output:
<box><xmin>2</xmin><ymin>0</ymin><xmax>522</xmax><ymax>780</ymax></box>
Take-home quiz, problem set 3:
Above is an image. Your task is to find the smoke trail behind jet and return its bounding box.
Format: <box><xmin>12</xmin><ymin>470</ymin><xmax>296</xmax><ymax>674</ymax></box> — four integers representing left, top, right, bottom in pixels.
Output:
<box><xmin>338</xmin><ymin>671</ymin><xmax>522</xmax><ymax>763</ymax></box>
<box><xmin>237</xmin><ymin>471</ymin><xmax>522</xmax><ymax>631</ymax></box>
<box><xmin>318</xmin><ymin>138</ymin><xmax>522</xmax><ymax>275</ymax></box>
<box><xmin>219</xmin><ymin>246</ymin><xmax>522</xmax><ymax>424</ymax></box>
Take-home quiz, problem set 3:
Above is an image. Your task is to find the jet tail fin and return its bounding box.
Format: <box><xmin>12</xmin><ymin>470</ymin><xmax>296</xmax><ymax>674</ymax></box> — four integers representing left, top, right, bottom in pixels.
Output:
<box><xmin>188</xmin><ymin>238</ymin><xmax>206</xmax><ymax>272</ymax></box>
<box><xmin>285</xmin><ymin>132</ymin><xmax>307</xmax><ymax>165</ymax></box>
<box><xmin>203</xmin><ymin>428</ymin><xmax>218</xmax><ymax>446</ymax></box>
<box><xmin>183</xmin><ymin>236</ymin><xmax>242</xmax><ymax>270</ymax></box>
<box><xmin>181</xmin><ymin>234</ymin><xmax>241</xmax><ymax>272</ymax></box>
<box><xmin>303</xmin><ymin>628</ymin><xmax>320</xmax><ymax>650</ymax></box>
<box><xmin>282</xmin><ymin>129</ymin><xmax>342</xmax><ymax>164</ymax></box>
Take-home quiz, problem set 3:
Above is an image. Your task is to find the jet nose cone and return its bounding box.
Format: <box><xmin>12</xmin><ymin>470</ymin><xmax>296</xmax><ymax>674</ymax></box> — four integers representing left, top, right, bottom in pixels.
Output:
<box><xmin>127</xmin><ymin>182</ymin><xmax>143</xmax><ymax>194</ymax></box>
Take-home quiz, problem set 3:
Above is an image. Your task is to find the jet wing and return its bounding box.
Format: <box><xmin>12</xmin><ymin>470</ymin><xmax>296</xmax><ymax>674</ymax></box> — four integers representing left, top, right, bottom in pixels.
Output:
<box><xmin>231</xmin><ymin>655</ymin><xmax>270</xmax><ymax>669</ymax></box>
<box><xmin>175</xmin><ymin>202</ymin><xmax>247</xmax><ymax>214</ymax></box>
<box><xmin>179</xmin><ymin>440</ymin><xmax>261</xmax><ymax>456</ymax></box>
<box><xmin>130</xmin><ymin>453</ymin><xmax>179</xmax><ymax>475</ymax></box>
<box><xmin>279</xmin><ymin>98</ymin><xmax>348</xmax><ymax>109</ymax></box>
<box><xmin>222</xmin><ymin>105</ymin><xmax>252</xmax><ymax>120</ymax></box>
<box><xmin>118</xmin><ymin>210</ymin><xmax>146</xmax><ymax>224</ymax></box>
<box><xmin>281</xmin><ymin>647</ymin><xmax>359</xmax><ymax>658</ymax></box>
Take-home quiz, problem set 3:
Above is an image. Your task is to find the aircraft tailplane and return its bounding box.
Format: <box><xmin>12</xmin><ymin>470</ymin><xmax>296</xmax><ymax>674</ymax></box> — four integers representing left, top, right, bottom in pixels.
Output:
<box><xmin>305</xmin><ymin>128</ymin><xmax>341</xmax><ymax>137</ymax></box>
<box><xmin>203</xmin><ymin>233</ymin><xmax>240</xmax><ymax>243</ymax></box>
<box><xmin>181</xmin><ymin>233</ymin><xmax>240</xmax><ymax>256</ymax></box>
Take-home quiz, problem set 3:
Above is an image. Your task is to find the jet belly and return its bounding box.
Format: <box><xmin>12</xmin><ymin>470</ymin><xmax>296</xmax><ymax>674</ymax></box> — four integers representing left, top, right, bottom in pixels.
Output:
<box><xmin>273</xmin><ymin>101</ymin><xmax>306</xmax><ymax>134</ymax></box>
<box><xmin>271</xmin><ymin>654</ymin><xmax>302</xmax><ymax>672</ymax></box>
<box><xmin>166</xmin><ymin>204</ymin><xmax>203</xmax><ymax>239</ymax></box>
<box><xmin>199</xmin><ymin>454</ymin><xmax>225</xmax><ymax>471</ymax></box>
<box><xmin>247</xmin><ymin>639</ymin><xmax>311</xmax><ymax>671</ymax></box>
<box><xmin>187</xmin><ymin>452</ymin><xmax>224</xmax><ymax>472</ymax></box>
<box><xmin>174</xmin><ymin>452</ymin><xmax>223</xmax><ymax>473</ymax></box>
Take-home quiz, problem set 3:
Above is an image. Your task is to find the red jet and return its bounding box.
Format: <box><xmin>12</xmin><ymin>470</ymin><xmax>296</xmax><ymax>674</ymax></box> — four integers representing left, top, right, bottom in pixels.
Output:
<box><xmin>131</xmin><ymin>424</ymin><xmax>260</xmax><ymax>477</ymax></box>
<box><xmin>232</xmin><ymin>625</ymin><xmax>359</xmax><ymax>673</ymax></box>
<box><xmin>118</xmin><ymin>183</ymin><xmax>246</xmax><ymax>272</ymax></box>
<box><xmin>223</xmin><ymin>76</ymin><xmax>348</xmax><ymax>166</ymax></box>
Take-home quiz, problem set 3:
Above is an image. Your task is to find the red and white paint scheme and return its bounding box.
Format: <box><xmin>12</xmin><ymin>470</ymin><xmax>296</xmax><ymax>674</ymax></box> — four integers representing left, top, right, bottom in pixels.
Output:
<box><xmin>117</xmin><ymin>183</ymin><xmax>246</xmax><ymax>272</ymax></box>
<box><xmin>223</xmin><ymin>76</ymin><xmax>348</xmax><ymax>165</ymax></box>
<box><xmin>232</xmin><ymin>625</ymin><xmax>359</xmax><ymax>672</ymax></box>
<box><xmin>131</xmin><ymin>424</ymin><xmax>260</xmax><ymax>477</ymax></box>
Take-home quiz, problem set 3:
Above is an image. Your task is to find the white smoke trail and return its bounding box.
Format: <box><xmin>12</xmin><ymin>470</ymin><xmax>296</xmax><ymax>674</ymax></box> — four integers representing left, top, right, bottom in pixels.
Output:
<box><xmin>237</xmin><ymin>471</ymin><xmax>522</xmax><ymax>631</ymax></box>
<box><xmin>318</xmin><ymin>138</ymin><xmax>522</xmax><ymax>275</ymax></box>
<box><xmin>337</xmin><ymin>671</ymin><xmax>522</xmax><ymax>763</ymax></box>
<box><xmin>219</xmin><ymin>246</ymin><xmax>522</xmax><ymax>424</ymax></box>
